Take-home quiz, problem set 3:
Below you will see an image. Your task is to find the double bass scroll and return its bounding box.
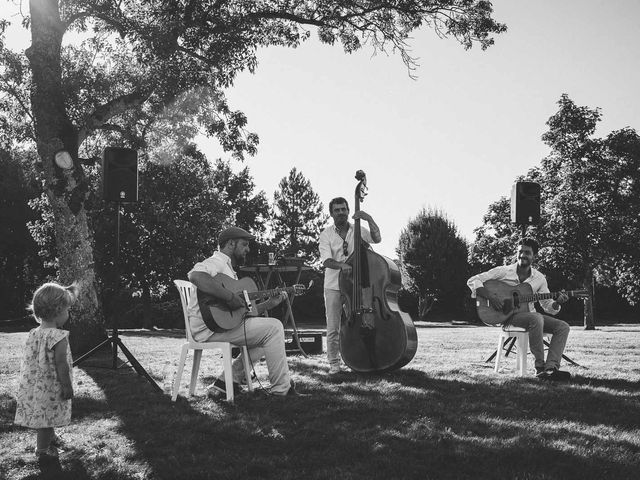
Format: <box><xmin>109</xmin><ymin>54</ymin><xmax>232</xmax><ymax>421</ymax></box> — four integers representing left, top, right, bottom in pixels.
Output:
<box><xmin>338</xmin><ymin>170</ymin><xmax>418</xmax><ymax>373</ymax></box>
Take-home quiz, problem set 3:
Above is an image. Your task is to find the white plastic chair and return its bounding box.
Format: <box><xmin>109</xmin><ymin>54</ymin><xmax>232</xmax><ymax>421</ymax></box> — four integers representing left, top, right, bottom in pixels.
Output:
<box><xmin>494</xmin><ymin>326</ymin><xmax>551</xmax><ymax>376</ymax></box>
<box><xmin>172</xmin><ymin>280</ymin><xmax>253</xmax><ymax>402</ymax></box>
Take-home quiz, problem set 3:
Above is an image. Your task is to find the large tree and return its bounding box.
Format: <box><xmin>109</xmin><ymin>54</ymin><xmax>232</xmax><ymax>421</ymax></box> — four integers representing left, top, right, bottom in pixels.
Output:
<box><xmin>1</xmin><ymin>0</ymin><xmax>505</xmax><ymax>352</ymax></box>
<box><xmin>536</xmin><ymin>95</ymin><xmax>640</xmax><ymax>329</ymax></box>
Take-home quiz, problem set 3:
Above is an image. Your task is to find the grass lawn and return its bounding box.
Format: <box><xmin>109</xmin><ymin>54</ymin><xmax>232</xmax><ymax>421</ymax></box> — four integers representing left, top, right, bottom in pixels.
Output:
<box><xmin>1</xmin><ymin>323</ymin><xmax>639</xmax><ymax>479</ymax></box>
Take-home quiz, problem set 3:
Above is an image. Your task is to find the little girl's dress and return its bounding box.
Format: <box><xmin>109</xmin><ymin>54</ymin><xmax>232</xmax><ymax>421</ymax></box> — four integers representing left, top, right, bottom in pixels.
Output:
<box><xmin>14</xmin><ymin>327</ymin><xmax>73</xmax><ymax>428</ymax></box>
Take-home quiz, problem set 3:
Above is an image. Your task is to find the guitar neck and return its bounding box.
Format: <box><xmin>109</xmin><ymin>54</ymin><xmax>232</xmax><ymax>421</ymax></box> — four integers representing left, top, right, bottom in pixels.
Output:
<box><xmin>247</xmin><ymin>286</ymin><xmax>297</xmax><ymax>301</ymax></box>
<box><xmin>520</xmin><ymin>290</ymin><xmax>579</xmax><ymax>303</ymax></box>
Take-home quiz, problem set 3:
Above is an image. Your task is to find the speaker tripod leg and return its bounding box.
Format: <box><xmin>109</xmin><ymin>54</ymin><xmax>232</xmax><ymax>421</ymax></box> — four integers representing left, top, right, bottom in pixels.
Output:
<box><xmin>485</xmin><ymin>337</ymin><xmax>516</xmax><ymax>363</ymax></box>
<box><xmin>73</xmin><ymin>337</ymin><xmax>113</xmax><ymax>367</ymax></box>
<box><xmin>72</xmin><ymin>333</ymin><xmax>162</xmax><ymax>392</ymax></box>
<box><xmin>113</xmin><ymin>338</ymin><xmax>163</xmax><ymax>392</ymax></box>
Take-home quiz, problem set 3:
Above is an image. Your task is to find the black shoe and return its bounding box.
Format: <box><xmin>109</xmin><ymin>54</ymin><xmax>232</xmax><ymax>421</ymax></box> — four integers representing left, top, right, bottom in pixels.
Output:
<box><xmin>35</xmin><ymin>446</ymin><xmax>59</xmax><ymax>460</ymax></box>
<box><xmin>209</xmin><ymin>379</ymin><xmax>242</xmax><ymax>397</ymax></box>
<box><xmin>540</xmin><ymin>368</ymin><xmax>571</xmax><ymax>382</ymax></box>
<box><xmin>278</xmin><ymin>380</ymin><xmax>310</xmax><ymax>397</ymax></box>
<box><xmin>535</xmin><ymin>366</ymin><xmax>545</xmax><ymax>377</ymax></box>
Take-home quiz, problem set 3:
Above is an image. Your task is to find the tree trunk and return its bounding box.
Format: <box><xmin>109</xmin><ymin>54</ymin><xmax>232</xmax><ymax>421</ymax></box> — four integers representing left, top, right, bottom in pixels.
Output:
<box><xmin>583</xmin><ymin>268</ymin><xmax>595</xmax><ymax>330</ymax></box>
<box><xmin>27</xmin><ymin>0</ymin><xmax>105</xmax><ymax>353</ymax></box>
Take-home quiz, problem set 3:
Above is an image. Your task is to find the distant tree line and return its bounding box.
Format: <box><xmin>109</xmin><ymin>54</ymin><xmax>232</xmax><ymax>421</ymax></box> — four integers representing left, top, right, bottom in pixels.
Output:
<box><xmin>399</xmin><ymin>95</ymin><xmax>640</xmax><ymax>327</ymax></box>
<box><xmin>3</xmin><ymin>95</ymin><xmax>640</xmax><ymax>331</ymax></box>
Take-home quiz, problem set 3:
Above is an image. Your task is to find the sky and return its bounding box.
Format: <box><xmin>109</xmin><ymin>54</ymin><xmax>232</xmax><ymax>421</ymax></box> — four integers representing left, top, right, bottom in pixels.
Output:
<box><xmin>197</xmin><ymin>0</ymin><xmax>640</xmax><ymax>259</ymax></box>
<box><xmin>5</xmin><ymin>1</ymin><xmax>640</xmax><ymax>260</ymax></box>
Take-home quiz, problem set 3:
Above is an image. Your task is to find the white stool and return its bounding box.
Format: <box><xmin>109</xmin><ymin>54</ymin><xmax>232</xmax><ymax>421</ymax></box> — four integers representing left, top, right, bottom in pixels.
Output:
<box><xmin>494</xmin><ymin>326</ymin><xmax>550</xmax><ymax>376</ymax></box>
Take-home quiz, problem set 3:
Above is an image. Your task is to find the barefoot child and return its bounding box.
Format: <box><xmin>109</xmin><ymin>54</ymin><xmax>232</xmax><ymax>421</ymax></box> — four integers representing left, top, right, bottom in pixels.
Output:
<box><xmin>14</xmin><ymin>282</ymin><xmax>78</xmax><ymax>460</ymax></box>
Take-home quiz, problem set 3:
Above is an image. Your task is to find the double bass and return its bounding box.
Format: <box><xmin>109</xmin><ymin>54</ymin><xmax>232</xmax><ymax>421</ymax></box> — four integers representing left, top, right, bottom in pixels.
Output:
<box><xmin>339</xmin><ymin>170</ymin><xmax>418</xmax><ymax>372</ymax></box>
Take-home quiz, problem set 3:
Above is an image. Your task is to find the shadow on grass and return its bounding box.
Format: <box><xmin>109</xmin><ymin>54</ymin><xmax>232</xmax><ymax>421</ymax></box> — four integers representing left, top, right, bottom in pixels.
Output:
<box><xmin>57</xmin><ymin>346</ymin><xmax>640</xmax><ymax>480</ymax></box>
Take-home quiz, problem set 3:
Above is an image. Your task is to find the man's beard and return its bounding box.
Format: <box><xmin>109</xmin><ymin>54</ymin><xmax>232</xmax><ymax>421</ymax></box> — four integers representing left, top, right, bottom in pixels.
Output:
<box><xmin>335</xmin><ymin>215</ymin><xmax>348</xmax><ymax>226</ymax></box>
<box><xmin>234</xmin><ymin>251</ymin><xmax>247</xmax><ymax>266</ymax></box>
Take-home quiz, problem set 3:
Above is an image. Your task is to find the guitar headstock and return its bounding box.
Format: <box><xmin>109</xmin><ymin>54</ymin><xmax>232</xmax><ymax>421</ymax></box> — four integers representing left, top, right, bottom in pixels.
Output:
<box><xmin>292</xmin><ymin>284</ymin><xmax>306</xmax><ymax>295</ymax></box>
<box><xmin>354</xmin><ymin>170</ymin><xmax>367</xmax><ymax>206</ymax></box>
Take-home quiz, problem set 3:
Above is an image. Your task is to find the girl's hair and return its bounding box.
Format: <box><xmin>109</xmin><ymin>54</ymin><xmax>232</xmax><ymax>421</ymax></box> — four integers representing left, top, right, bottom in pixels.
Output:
<box><xmin>29</xmin><ymin>282</ymin><xmax>79</xmax><ymax>323</ymax></box>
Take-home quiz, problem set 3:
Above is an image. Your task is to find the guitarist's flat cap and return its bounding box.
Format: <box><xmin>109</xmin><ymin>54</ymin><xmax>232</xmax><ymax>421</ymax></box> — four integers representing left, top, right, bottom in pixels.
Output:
<box><xmin>218</xmin><ymin>226</ymin><xmax>255</xmax><ymax>246</ymax></box>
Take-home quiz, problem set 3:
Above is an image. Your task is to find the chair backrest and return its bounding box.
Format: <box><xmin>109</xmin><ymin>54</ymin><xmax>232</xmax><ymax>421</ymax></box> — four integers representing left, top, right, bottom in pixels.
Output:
<box><xmin>174</xmin><ymin>279</ymin><xmax>197</xmax><ymax>343</ymax></box>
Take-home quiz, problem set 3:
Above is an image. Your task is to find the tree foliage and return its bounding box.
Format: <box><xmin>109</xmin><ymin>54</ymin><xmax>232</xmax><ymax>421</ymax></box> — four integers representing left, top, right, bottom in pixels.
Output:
<box><xmin>211</xmin><ymin>159</ymin><xmax>270</xmax><ymax>238</ymax></box>
<box><xmin>0</xmin><ymin>0</ymin><xmax>505</xmax><ymax>351</ymax></box>
<box><xmin>538</xmin><ymin>95</ymin><xmax>640</xmax><ymax>326</ymax></box>
<box><xmin>92</xmin><ymin>146</ymin><xmax>226</xmax><ymax>327</ymax></box>
<box><xmin>397</xmin><ymin>207</ymin><xmax>469</xmax><ymax>319</ymax></box>
<box><xmin>270</xmin><ymin>167</ymin><xmax>327</xmax><ymax>264</ymax></box>
<box><xmin>0</xmin><ymin>148</ymin><xmax>53</xmax><ymax>319</ymax></box>
<box><xmin>468</xmin><ymin>196</ymin><xmax>522</xmax><ymax>272</ymax></box>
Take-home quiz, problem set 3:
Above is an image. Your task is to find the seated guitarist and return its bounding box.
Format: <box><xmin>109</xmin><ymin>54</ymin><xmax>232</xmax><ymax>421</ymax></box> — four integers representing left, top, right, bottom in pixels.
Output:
<box><xmin>186</xmin><ymin>226</ymin><xmax>304</xmax><ymax>397</ymax></box>
<box><xmin>467</xmin><ymin>238</ymin><xmax>571</xmax><ymax>381</ymax></box>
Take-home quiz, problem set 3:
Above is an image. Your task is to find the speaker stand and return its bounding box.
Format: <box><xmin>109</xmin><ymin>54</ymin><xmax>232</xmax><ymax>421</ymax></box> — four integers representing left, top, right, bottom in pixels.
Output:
<box><xmin>73</xmin><ymin>203</ymin><xmax>162</xmax><ymax>393</ymax></box>
<box><xmin>484</xmin><ymin>337</ymin><xmax>581</xmax><ymax>367</ymax></box>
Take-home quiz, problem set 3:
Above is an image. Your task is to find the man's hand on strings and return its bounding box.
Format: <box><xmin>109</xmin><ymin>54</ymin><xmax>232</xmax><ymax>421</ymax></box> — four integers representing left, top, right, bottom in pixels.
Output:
<box><xmin>227</xmin><ymin>291</ymin><xmax>246</xmax><ymax>310</ymax></box>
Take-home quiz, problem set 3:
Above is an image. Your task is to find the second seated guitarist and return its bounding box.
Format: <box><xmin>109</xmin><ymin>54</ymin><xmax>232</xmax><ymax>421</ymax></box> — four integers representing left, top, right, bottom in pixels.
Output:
<box><xmin>187</xmin><ymin>226</ymin><xmax>305</xmax><ymax>397</ymax></box>
<box><xmin>467</xmin><ymin>238</ymin><xmax>571</xmax><ymax>381</ymax></box>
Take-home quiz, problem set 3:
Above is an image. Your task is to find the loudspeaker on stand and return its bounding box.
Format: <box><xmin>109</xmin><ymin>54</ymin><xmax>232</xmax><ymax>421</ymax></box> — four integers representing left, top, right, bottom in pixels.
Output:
<box><xmin>103</xmin><ymin>147</ymin><xmax>138</xmax><ymax>202</ymax></box>
<box><xmin>511</xmin><ymin>181</ymin><xmax>540</xmax><ymax>225</ymax></box>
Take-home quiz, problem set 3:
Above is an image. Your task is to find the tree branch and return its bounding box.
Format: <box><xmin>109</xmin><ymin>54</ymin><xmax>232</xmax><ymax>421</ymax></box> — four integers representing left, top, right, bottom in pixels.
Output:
<box><xmin>78</xmin><ymin>89</ymin><xmax>152</xmax><ymax>145</ymax></box>
<box><xmin>0</xmin><ymin>77</ymin><xmax>34</xmax><ymax>123</ymax></box>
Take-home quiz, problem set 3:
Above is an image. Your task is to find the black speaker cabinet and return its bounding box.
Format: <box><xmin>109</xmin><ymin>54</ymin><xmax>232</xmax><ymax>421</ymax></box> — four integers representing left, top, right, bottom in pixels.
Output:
<box><xmin>510</xmin><ymin>181</ymin><xmax>540</xmax><ymax>225</ymax></box>
<box><xmin>285</xmin><ymin>331</ymin><xmax>323</xmax><ymax>355</ymax></box>
<box><xmin>103</xmin><ymin>147</ymin><xmax>138</xmax><ymax>202</ymax></box>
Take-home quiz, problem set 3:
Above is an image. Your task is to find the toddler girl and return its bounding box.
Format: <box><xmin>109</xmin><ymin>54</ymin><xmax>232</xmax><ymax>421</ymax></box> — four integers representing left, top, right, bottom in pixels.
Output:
<box><xmin>14</xmin><ymin>282</ymin><xmax>78</xmax><ymax>460</ymax></box>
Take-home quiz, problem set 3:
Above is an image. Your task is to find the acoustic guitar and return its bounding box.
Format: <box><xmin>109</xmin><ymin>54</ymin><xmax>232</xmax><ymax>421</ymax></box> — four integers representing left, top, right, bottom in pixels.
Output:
<box><xmin>476</xmin><ymin>279</ymin><xmax>589</xmax><ymax>325</ymax></box>
<box><xmin>197</xmin><ymin>273</ymin><xmax>305</xmax><ymax>332</ymax></box>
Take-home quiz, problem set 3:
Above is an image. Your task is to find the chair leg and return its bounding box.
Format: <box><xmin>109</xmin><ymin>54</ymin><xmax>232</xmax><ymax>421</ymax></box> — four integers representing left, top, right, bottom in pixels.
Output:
<box><xmin>172</xmin><ymin>344</ymin><xmax>189</xmax><ymax>402</ymax></box>
<box><xmin>241</xmin><ymin>346</ymin><xmax>254</xmax><ymax>392</ymax></box>
<box><xmin>516</xmin><ymin>334</ymin><xmax>528</xmax><ymax>377</ymax></box>
<box><xmin>221</xmin><ymin>344</ymin><xmax>234</xmax><ymax>402</ymax></box>
<box><xmin>190</xmin><ymin>349</ymin><xmax>203</xmax><ymax>396</ymax></box>
<box><xmin>521</xmin><ymin>334</ymin><xmax>530</xmax><ymax>376</ymax></box>
<box><xmin>495</xmin><ymin>333</ymin><xmax>506</xmax><ymax>373</ymax></box>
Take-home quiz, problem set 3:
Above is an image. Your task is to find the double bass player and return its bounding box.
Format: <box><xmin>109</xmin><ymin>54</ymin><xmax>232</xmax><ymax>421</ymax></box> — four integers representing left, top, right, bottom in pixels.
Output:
<box><xmin>319</xmin><ymin>196</ymin><xmax>382</xmax><ymax>374</ymax></box>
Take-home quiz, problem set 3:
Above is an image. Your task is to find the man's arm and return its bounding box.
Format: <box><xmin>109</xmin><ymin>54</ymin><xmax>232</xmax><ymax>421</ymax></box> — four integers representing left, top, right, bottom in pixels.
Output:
<box><xmin>537</xmin><ymin>275</ymin><xmax>566</xmax><ymax>314</ymax></box>
<box><xmin>323</xmin><ymin>258</ymin><xmax>352</xmax><ymax>273</ymax></box>
<box><xmin>467</xmin><ymin>267</ymin><xmax>507</xmax><ymax>310</ymax></box>
<box><xmin>354</xmin><ymin>211</ymin><xmax>381</xmax><ymax>243</ymax></box>
<box><xmin>188</xmin><ymin>271</ymin><xmax>245</xmax><ymax>310</ymax></box>
<box><xmin>255</xmin><ymin>292</ymin><xmax>289</xmax><ymax>315</ymax></box>
<box><xmin>319</xmin><ymin>228</ymin><xmax>352</xmax><ymax>273</ymax></box>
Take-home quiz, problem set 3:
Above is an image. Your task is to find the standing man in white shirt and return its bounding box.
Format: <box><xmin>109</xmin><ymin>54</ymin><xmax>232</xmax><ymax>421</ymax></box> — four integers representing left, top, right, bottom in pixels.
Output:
<box><xmin>467</xmin><ymin>238</ymin><xmax>571</xmax><ymax>381</ymax></box>
<box><xmin>187</xmin><ymin>226</ymin><xmax>304</xmax><ymax>397</ymax></box>
<box><xmin>318</xmin><ymin>197</ymin><xmax>382</xmax><ymax>374</ymax></box>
